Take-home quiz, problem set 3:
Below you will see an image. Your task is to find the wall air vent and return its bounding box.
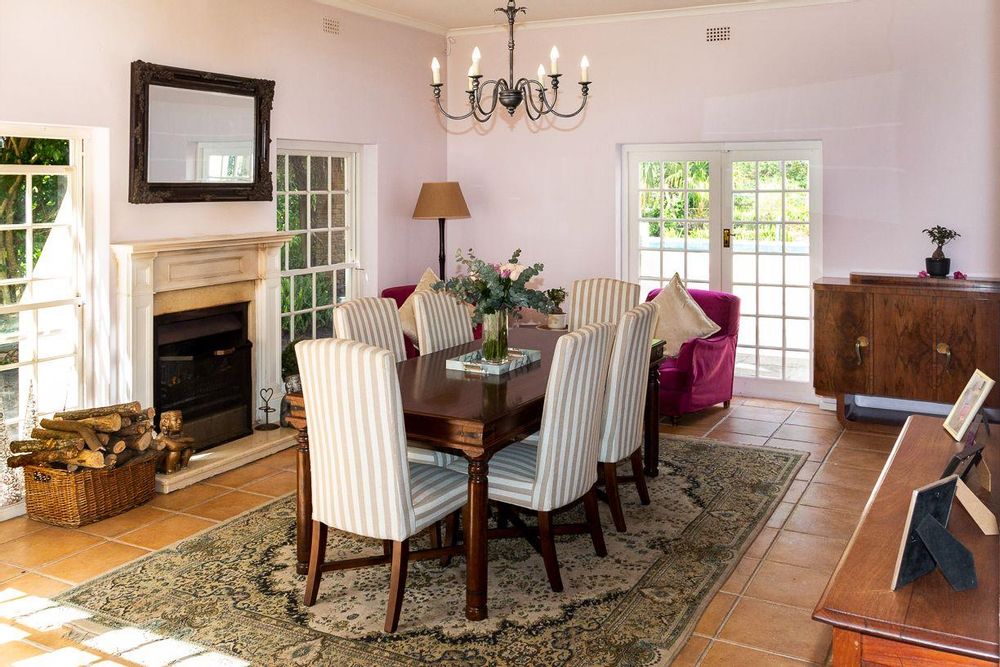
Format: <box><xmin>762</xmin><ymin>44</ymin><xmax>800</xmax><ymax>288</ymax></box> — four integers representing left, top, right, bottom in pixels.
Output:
<box><xmin>322</xmin><ymin>17</ymin><xmax>340</xmax><ymax>35</ymax></box>
<box><xmin>706</xmin><ymin>26</ymin><xmax>731</xmax><ymax>42</ymax></box>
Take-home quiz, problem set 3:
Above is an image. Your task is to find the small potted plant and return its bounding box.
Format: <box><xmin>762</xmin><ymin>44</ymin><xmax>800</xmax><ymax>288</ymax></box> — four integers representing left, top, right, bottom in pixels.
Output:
<box><xmin>923</xmin><ymin>226</ymin><xmax>961</xmax><ymax>277</ymax></box>
<box><xmin>545</xmin><ymin>287</ymin><xmax>568</xmax><ymax>330</ymax></box>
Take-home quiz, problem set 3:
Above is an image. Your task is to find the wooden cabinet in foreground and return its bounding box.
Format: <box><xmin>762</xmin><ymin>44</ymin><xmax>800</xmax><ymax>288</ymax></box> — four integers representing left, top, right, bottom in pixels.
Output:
<box><xmin>813</xmin><ymin>273</ymin><xmax>1000</xmax><ymax>425</ymax></box>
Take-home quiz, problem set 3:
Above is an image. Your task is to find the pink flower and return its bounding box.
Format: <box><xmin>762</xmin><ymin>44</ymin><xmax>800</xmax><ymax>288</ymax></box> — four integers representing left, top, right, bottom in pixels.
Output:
<box><xmin>501</xmin><ymin>269</ymin><xmax>512</xmax><ymax>278</ymax></box>
<box><xmin>499</xmin><ymin>263</ymin><xmax>526</xmax><ymax>280</ymax></box>
<box><xmin>918</xmin><ymin>271</ymin><xmax>929</xmax><ymax>278</ymax></box>
<box><xmin>954</xmin><ymin>271</ymin><xmax>967</xmax><ymax>280</ymax></box>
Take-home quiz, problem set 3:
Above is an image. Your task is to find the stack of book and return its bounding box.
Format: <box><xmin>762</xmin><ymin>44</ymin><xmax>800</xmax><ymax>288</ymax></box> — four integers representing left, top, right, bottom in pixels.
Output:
<box><xmin>284</xmin><ymin>392</ymin><xmax>306</xmax><ymax>430</ymax></box>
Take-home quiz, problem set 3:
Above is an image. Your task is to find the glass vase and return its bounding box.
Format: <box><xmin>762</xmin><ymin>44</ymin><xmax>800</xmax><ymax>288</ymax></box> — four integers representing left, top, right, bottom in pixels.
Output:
<box><xmin>481</xmin><ymin>310</ymin><xmax>510</xmax><ymax>363</ymax></box>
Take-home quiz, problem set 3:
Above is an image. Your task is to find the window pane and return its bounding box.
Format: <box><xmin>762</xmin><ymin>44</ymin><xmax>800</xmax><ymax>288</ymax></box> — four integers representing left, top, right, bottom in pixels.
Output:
<box><xmin>733</xmin><ymin>254</ymin><xmax>755</xmax><ymax>284</ymax></box>
<box><xmin>785</xmin><ymin>350</ymin><xmax>810</xmax><ymax>382</ymax></box>
<box><xmin>663</xmin><ymin>252</ymin><xmax>684</xmax><ymax>279</ymax></box>
<box><xmin>758</xmin><ymin>348</ymin><xmax>782</xmax><ymax>379</ymax></box>
<box><xmin>331</xmin><ymin>158</ymin><xmax>346</xmax><ymax>190</ymax></box>
<box><xmin>733</xmin><ymin>161</ymin><xmax>756</xmax><ymax>190</ymax></box>
<box><xmin>37</xmin><ymin>305</ymin><xmax>77</xmax><ymax>359</ymax></box>
<box><xmin>785</xmin><ymin>192</ymin><xmax>809</xmax><ymax>222</ymax></box>
<box><xmin>316</xmin><ymin>308</ymin><xmax>334</xmax><ymax>338</ymax></box>
<box><xmin>688</xmin><ymin>252</ymin><xmax>709</xmax><ymax>282</ymax></box>
<box><xmin>733</xmin><ymin>194</ymin><xmax>755</xmax><ymax>222</ymax></box>
<box><xmin>640</xmin><ymin>192</ymin><xmax>661</xmax><ymax>218</ymax></box>
<box><xmin>687</xmin><ymin>161</ymin><xmax>709</xmax><ymax>189</ymax></box>
<box><xmin>1</xmin><ymin>137</ymin><xmax>70</xmax><ymax>166</ymax></box>
<box><xmin>294</xmin><ymin>274</ymin><xmax>312</xmax><ymax>311</ymax></box>
<box><xmin>310</xmin><ymin>232</ymin><xmax>329</xmax><ymax>268</ymax></box>
<box><xmin>310</xmin><ymin>194</ymin><xmax>329</xmax><ymax>229</ymax></box>
<box><xmin>785</xmin><ymin>160</ymin><xmax>809</xmax><ymax>190</ymax></box>
<box><xmin>0</xmin><ymin>176</ymin><xmax>26</xmax><ymax>225</ymax></box>
<box><xmin>758</xmin><ymin>161</ymin><xmax>782</xmax><ymax>190</ymax></box>
<box><xmin>331</xmin><ymin>230</ymin><xmax>346</xmax><ymax>265</ymax></box>
<box><xmin>785</xmin><ymin>287</ymin><xmax>811</xmax><ymax>318</ymax></box>
<box><xmin>785</xmin><ymin>256</ymin><xmax>810</xmax><ymax>286</ymax></box>
<box><xmin>663</xmin><ymin>162</ymin><xmax>684</xmax><ymax>189</ymax></box>
<box><xmin>294</xmin><ymin>313</ymin><xmax>312</xmax><ymax>340</ymax></box>
<box><xmin>0</xmin><ymin>284</ymin><xmax>26</xmax><ymax>306</ymax></box>
<box><xmin>736</xmin><ymin>346</ymin><xmax>756</xmax><ymax>377</ymax></box>
<box><xmin>0</xmin><ymin>313</ymin><xmax>18</xmax><ymax>366</ymax></box>
<box><xmin>732</xmin><ymin>223</ymin><xmax>755</xmax><ymax>252</ymax></box>
<box><xmin>687</xmin><ymin>192</ymin><xmax>709</xmax><ymax>220</ymax></box>
<box><xmin>758</xmin><ymin>224</ymin><xmax>781</xmax><ymax>254</ymax></box>
<box><xmin>331</xmin><ymin>194</ymin><xmax>346</xmax><ymax>227</ymax></box>
<box><xmin>287</xmin><ymin>195</ymin><xmax>307</xmax><ymax>230</ymax></box>
<box><xmin>758</xmin><ymin>255</ymin><xmax>782</xmax><ymax>285</ymax></box>
<box><xmin>276</xmin><ymin>195</ymin><xmax>286</xmax><ymax>231</ymax></box>
<box><xmin>759</xmin><ymin>317</ymin><xmax>783</xmax><ymax>347</ymax></box>
<box><xmin>758</xmin><ymin>286</ymin><xmax>783</xmax><ymax>316</ymax></box>
<box><xmin>786</xmin><ymin>319</ymin><xmax>810</xmax><ymax>350</ymax></box>
<box><xmin>664</xmin><ymin>192</ymin><xmax>684</xmax><ymax>220</ymax></box>
<box><xmin>639</xmin><ymin>222</ymin><xmax>660</xmax><ymax>250</ymax></box>
<box><xmin>758</xmin><ymin>193</ymin><xmax>782</xmax><ymax>222</ymax></box>
<box><xmin>38</xmin><ymin>356</ymin><xmax>78</xmax><ymax>413</ymax></box>
<box><xmin>280</xmin><ymin>277</ymin><xmax>291</xmax><ymax>315</ymax></box>
<box><xmin>287</xmin><ymin>155</ymin><xmax>307</xmax><ymax>191</ymax></box>
<box><xmin>0</xmin><ymin>229</ymin><xmax>27</xmax><ymax>280</ymax></box>
<box><xmin>0</xmin><ymin>368</ymin><xmax>18</xmax><ymax>419</ymax></box>
<box><xmin>30</xmin><ymin>175</ymin><xmax>68</xmax><ymax>225</ymax></box>
<box><xmin>335</xmin><ymin>269</ymin><xmax>348</xmax><ymax>303</ymax></box>
<box><xmin>639</xmin><ymin>162</ymin><xmax>661</xmax><ymax>189</ymax></box>
<box><xmin>738</xmin><ymin>316</ymin><xmax>756</xmax><ymax>345</ymax></box>
<box><xmin>310</xmin><ymin>156</ymin><xmax>328</xmax><ymax>190</ymax></box>
<box><xmin>287</xmin><ymin>234</ymin><xmax>306</xmax><ymax>270</ymax></box>
<box><xmin>785</xmin><ymin>224</ymin><xmax>809</xmax><ymax>254</ymax></box>
<box><xmin>639</xmin><ymin>251</ymin><xmax>660</xmax><ymax>278</ymax></box>
<box><xmin>687</xmin><ymin>223</ymin><xmax>709</xmax><ymax>251</ymax></box>
<box><xmin>640</xmin><ymin>280</ymin><xmax>660</xmax><ymax>301</ymax></box>
<box><xmin>315</xmin><ymin>271</ymin><xmax>334</xmax><ymax>307</ymax></box>
<box><xmin>733</xmin><ymin>284</ymin><xmax>756</xmax><ymax>315</ymax></box>
<box><xmin>662</xmin><ymin>221</ymin><xmax>684</xmax><ymax>250</ymax></box>
<box><xmin>276</xmin><ymin>155</ymin><xmax>286</xmax><ymax>191</ymax></box>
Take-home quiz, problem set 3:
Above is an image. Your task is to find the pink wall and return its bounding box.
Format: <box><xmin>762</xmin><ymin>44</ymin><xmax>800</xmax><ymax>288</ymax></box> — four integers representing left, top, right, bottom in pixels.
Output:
<box><xmin>445</xmin><ymin>0</ymin><xmax>1000</xmax><ymax>289</ymax></box>
<box><xmin>0</xmin><ymin>0</ymin><xmax>448</xmax><ymax>290</ymax></box>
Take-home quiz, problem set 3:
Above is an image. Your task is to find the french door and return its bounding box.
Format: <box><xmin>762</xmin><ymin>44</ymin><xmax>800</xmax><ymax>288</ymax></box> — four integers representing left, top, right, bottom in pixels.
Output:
<box><xmin>623</xmin><ymin>142</ymin><xmax>822</xmax><ymax>398</ymax></box>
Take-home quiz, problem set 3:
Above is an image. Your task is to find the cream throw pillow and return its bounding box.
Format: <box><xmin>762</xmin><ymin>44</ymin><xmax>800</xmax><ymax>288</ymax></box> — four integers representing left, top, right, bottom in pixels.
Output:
<box><xmin>651</xmin><ymin>274</ymin><xmax>721</xmax><ymax>357</ymax></box>
<box><xmin>398</xmin><ymin>268</ymin><xmax>439</xmax><ymax>342</ymax></box>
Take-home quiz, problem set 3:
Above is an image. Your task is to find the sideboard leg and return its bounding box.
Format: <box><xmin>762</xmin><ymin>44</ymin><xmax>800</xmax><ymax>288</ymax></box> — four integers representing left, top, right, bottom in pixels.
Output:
<box><xmin>296</xmin><ymin>427</ymin><xmax>312</xmax><ymax>576</ymax></box>
<box><xmin>830</xmin><ymin>628</ymin><xmax>862</xmax><ymax>666</ymax></box>
<box><xmin>643</xmin><ymin>363</ymin><xmax>661</xmax><ymax>477</ymax></box>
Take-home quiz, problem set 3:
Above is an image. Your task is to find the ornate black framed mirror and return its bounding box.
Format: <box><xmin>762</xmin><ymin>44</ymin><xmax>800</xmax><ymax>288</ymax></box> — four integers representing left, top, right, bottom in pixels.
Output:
<box><xmin>129</xmin><ymin>60</ymin><xmax>275</xmax><ymax>203</ymax></box>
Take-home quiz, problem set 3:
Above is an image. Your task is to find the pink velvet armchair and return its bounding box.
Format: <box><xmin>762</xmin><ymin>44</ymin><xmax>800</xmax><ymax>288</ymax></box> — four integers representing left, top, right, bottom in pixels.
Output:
<box><xmin>645</xmin><ymin>288</ymin><xmax>740</xmax><ymax>422</ymax></box>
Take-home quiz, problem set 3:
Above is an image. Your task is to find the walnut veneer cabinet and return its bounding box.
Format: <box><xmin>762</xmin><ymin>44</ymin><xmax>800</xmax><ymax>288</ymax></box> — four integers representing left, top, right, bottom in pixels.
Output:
<box><xmin>813</xmin><ymin>273</ymin><xmax>1000</xmax><ymax>424</ymax></box>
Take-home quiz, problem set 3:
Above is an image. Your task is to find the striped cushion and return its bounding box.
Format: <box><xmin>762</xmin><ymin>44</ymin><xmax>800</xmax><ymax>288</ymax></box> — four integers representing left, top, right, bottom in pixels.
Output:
<box><xmin>568</xmin><ymin>278</ymin><xmax>640</xmax><ymax>331</ymax></box>
<box><xmin>333</xmin><ymin>297</ymin><xmax>408</xmax><ymax>363</ymax></box>
<box><xmin>295</xmin><ymin>338</ymin><xmax>466</xmax><ymax>542</ymax></box>
<box><xmin>447</xmin><ymin>441</ymin><xmax>538</xmax><ymax>506</ymax></box>
<box><xmin>531</xmin><ymin>323</ymin><xmax>615</xmax><ymax>511</ymax></box>
<box><xmin>406</xmin><ymin>440</ymin><xmax>458</xmax><ymax>468</ymax></box>
<box><xmin>409</xmin><ymin>463</ymin><xmax>468</xmax><ymax>532</ymax></box>
<box><xmin>598</xmin><ymin>303</ymin><xmax>659</xmax><ymax>464</ymax></box>
<box><xmin>412</xmin><ymin>291</ymin><xmax>473</xmax><ymax>355</ymax></box>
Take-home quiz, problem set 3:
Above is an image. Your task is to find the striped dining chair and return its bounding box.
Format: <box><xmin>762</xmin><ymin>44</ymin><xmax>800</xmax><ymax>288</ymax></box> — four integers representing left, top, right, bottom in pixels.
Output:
<box><xmin>412</xmin><ymin>291</ymin><xmax>473</xmax><ymax>355</ymax></box>
<box><xmin>598</xmin><ymin>302</ymin><xmax>658</xmax><ymax>532</ymax></box>
<box><xmin>295</xmin><ymin>338</ymin><xmax>468</xmax><ymax>633</ymax></box>
<box><xmin>567</xmin><ymin>278</ymin><xmax>640</xmax><ymax>330</ymax></box>
<box><xmin>333</xmin><ymin>297</ymin><xmax>452</xmax><ymax>467</ymax></box>
<box><xmin>332</xmin><ymin>297</ymin><xmax>407</xmax><ymax>363</ymax></box>
<box><xmin>449</xmin><ymin>323</ymin><xmax>615</xmax><ymax>592</ymax></box>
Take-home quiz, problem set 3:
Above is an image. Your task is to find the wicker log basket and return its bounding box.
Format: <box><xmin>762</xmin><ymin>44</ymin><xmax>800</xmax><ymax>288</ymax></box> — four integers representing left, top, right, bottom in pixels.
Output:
<box><xmin>24</xmin><ymin>454</ymin><xmax>158</xmax><ymax>527</ymax></box>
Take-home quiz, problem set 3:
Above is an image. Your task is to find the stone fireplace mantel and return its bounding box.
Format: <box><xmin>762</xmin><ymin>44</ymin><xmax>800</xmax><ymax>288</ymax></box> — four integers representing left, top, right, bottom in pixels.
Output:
<box><xmin>112</xmin><ymin>231</ymin><xmax>297</xmax><ymax>492</ymax></box>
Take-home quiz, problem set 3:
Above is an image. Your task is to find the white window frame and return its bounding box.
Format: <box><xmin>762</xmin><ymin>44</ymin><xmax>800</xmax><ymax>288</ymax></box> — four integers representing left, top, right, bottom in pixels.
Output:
<box><xmin>275</xmin><ymin>140</ymin><xmax>363</xmax><ymax>343</ymax></box>
<box><xmin>619</xmin><ymin>141</ymin><xmax>823</xmax><ymax>402</ymax></box>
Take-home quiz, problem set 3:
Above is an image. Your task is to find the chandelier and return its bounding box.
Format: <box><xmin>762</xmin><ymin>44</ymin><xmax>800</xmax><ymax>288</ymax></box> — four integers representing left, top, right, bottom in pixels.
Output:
<box><xmin>430</xmin><ymin>1</ymin><xmax>591</xmax><ymax>123</ymax></box>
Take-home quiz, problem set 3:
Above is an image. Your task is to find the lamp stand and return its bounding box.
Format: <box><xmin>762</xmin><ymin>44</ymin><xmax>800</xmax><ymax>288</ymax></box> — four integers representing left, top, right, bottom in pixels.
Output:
<box><xmin>438</xmin><ymin>217</ymin><xmax>446</xmax><ymax>279</ymax></box>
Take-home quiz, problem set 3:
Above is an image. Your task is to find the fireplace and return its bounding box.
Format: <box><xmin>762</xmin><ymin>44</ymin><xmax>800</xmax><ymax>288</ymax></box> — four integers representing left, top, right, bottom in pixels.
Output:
<box><xmin>153</xmin><ymin>302</ymin><xmax>253</xmax><ymax>450</ymax></box>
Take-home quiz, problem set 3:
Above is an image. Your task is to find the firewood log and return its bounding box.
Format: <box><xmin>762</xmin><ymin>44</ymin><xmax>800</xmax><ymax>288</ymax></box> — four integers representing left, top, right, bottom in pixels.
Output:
<box><xmin>97</xmin><ymin>433</ymin><xmax>110</xmax><ymax>446</ymax></box>
<box><xmin>65</xmin><ymin>464</ymin><xmax>79</xmax><ymax>473</ymax></box>
<box><xmin>145</xmin><ymin>407</ymin><xmax>156</xmax><ymax>420</ymax></box>
<box><xmin>108</xmin><ymin>439</ymin><xmax>127</xmax><ymax>455</ymax></box>
<box><xmin>114</xmin><ymin>449</ymin><xmax>136</xmax><ymax>466</ymax></box>
<box><xmin>31</xmin><ymin>428</ymin><xmax>85</xmax><ymax>441</ymax></box>
<box><xmin>10</xmin><ymin>438</ymin><xmax>84</xmax><ymax>453</ymax></box>
<box><xmin>62</xmin><ymin>451</ymin><xmax>107</xmax><ymax>469</ymax></box>
<box><xmin>124</xmin><ymin>431</ymin><xmax>153</xmax><ymax>452</ymax></box>
<box><xmin>72</xmin><ymin>413</ymin><xmax>123</xmax><ymax>433</ymax></box>
<box><xmin>103</xmin><ymin>453</ymin><xmax>117</xmax><ymax>467</ymax></box>
<box><xmin>116</xmin><ymin>421</ymin><xmax>151</xmax><ymax>437</ymax></box>
<box><xmin>7</xmin><ymin>447</ymin><xmax>88</xmax><ymax>468</ymax></box>
<box><xmin>39</xmin><ymin>419</ymin><xmax>103</xmax><ymax>451</ymax></box>
<box><xmin>54</xmin><ymin>402</ymin><xmax>142</xmax><ymax>420</ymax></box>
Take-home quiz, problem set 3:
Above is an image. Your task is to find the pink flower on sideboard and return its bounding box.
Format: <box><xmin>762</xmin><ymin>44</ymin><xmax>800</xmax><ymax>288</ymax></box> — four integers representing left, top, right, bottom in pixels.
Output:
<box><xmin>918</xmin><ymin>270</ymin><xmax>929</xmax><ymax>278</ymax></box>
<box><xmin>954</xmin><ymin>271</ymin><xmax>967</xmax><ymax>280</ymax></box>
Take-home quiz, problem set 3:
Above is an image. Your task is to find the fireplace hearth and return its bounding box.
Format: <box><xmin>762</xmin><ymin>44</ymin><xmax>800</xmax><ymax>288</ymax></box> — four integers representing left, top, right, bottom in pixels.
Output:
<box><xmin>153</xmin><ymin>302</ymin><xmax>253</xmax><ymax>450</ymax></box>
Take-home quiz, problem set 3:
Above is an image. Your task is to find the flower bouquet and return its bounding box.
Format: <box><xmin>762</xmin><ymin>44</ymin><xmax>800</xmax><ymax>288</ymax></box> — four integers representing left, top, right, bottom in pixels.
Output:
<box><xmin>434</xmin><ymin>248</ymin><xmax>553</xmax><ymax>362</ymax></box>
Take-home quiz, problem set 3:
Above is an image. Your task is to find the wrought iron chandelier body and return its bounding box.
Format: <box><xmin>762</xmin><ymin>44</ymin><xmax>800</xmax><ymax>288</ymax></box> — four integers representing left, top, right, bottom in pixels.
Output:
<box><xmin>431</xmin><ymin>1</ymin><xmax>591</xmax><ymax>123</ymax></box>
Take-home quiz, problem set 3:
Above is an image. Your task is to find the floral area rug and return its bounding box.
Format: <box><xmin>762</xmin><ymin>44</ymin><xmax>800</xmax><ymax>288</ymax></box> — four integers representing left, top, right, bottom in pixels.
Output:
<box><xmin>58</xmin><ymin>437</ymin><xmax>805</xmax><ymax>666</ymax></box>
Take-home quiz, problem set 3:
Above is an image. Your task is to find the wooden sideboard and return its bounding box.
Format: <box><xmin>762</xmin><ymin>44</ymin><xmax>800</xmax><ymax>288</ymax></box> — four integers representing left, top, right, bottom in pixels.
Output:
<box><xmin>814</xmin><ymin>273</ymin><xmax>1000</xmax><ymax>424</ymax></box>
<box><xmin>813</xmin><ymin>415</ymin><xmax>998</xmax><ymax>666</ymax></box>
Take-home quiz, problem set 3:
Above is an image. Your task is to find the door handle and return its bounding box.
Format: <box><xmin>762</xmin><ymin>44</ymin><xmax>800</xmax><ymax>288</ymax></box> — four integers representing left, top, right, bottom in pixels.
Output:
<box><xmin>854</xmin><ymin>336</ymin><xmax>869</xmax><ymax>367</ymax></box>
<box><xmin>936</xmin><ymin>342</ymin><xmax>952</xmax><ymax>373</ymax></box>
<box><xmin>723</xmin><ymin>228</ymin><xmax>731</xmax><ymax>249</ymax></box>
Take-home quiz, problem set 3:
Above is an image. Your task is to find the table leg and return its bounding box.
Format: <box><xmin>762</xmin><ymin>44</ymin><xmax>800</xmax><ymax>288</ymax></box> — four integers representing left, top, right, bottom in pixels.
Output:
<box><xmin>295</xmin><ymin>427</ymin><xmax>312</xmax><ymax>576</ymax></box>
<box><xmin>643</xmin><ymin>363</ymin><xmax>661</xmax><ymax>477</ymax></box>
<box><xmin>465</xmin><ymin>458</ymin><xmax>489</xmax><ymax>621</ymax></box>
<box><xmin>830</xmin><ymin>628</ymin><xmax>862</xmax><ymax>666</ymax></box>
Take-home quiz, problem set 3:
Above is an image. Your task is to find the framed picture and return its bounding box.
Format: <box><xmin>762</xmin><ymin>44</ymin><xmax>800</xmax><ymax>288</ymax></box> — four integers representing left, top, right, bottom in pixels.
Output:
<box><xmin>943</xmin><ymin>370</ymin><xmax>995</xmax><ymax>442</ymax></box>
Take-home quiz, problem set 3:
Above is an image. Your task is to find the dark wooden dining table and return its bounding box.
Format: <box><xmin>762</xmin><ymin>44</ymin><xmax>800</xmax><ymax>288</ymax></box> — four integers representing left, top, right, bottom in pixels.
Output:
<box><xmin>291</xmin><ymin>326</ymin><xmax>665</xmax><ymax>621</ymax></box>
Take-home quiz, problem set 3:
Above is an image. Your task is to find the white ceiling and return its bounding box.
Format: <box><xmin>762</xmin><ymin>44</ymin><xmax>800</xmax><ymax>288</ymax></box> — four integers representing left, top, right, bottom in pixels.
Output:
<box><xmin>317</xmin><ymin>0</ymin><xmax>783</xmax><ymax>33</ymax></box>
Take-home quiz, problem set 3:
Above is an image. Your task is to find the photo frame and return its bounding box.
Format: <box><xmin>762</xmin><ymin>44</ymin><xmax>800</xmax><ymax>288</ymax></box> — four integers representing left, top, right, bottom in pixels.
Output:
<box><xmin>943</xmin><ymin>370</ymin><xmax>995</xmax><ymax>442</ymax></box>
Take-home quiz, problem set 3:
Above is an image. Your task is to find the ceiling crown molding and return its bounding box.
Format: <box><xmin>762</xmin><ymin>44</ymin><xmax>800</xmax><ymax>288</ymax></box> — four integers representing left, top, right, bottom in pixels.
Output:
<box><xmin>447</xmin><ymin>0</ymin><xmax>856</xmax><ymax>36</ymax></box>
<box><xmin>313</xmin><ymin>0</ymin><xmax>447</xmax><ymax>35</ymax></box>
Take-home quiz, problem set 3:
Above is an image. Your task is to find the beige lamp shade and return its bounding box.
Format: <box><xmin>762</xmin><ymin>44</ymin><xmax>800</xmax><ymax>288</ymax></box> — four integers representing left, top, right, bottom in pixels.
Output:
<box><xmin>412</xmin><ymin>182</ymin><xmax>471</xmax><ymax>220</ymax></box>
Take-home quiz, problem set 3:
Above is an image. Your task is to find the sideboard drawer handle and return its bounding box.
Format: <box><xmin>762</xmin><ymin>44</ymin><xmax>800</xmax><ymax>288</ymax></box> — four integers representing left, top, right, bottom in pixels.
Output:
<box><xmin>935</xmin><ymin>342</ymin><xmax>952</xmax><ymax>373</ymax></box>
<box><xmin>855</xmin><ymin>336</ymin><xmax>869</xmax><ymax>367</ymax></box>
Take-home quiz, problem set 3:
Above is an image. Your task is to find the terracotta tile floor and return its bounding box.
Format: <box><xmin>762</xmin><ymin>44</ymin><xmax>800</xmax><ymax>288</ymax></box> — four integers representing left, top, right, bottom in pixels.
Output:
<box><xmin>0</xmin><ymin>399</ymin><xmax>899</xmax><ymax>666</ymax></box>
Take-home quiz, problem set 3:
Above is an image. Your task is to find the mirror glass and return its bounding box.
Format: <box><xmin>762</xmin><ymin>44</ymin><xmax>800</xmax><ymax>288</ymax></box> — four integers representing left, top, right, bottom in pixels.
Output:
<box><xmin>147</xmin><ymin>85</ymin><xmax>255</xmax><ymax>184</ymax></box>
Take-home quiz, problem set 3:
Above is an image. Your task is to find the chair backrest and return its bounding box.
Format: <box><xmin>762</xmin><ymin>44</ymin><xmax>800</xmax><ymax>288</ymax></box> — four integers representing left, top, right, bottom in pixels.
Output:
<box><xmin>295</xmin><ymin>338</ymin><xmax>415</xmax><ymax>542</ymax></box>
<box><xmin>568</xmin><ymin>278</ymin><xmax>640</xmax><ymax>330</ymax></box>
<box><xmin>598</xmin><ymin>303</ymin><xmax>659</xmax><ymax>464</ymax></box>
<box><xmin>412</xmin><ymin>291</ymin><xmax>473</xmax><ymax>355</ymax></box>
<box><xmin>532</xmin><ymin>322</ymin><xmax>615</xmax><ymax>511</ymax></box>
<box><xmin>333</xmin><ymin>297</ymin><xmax>408</xmax><ymax>363</ymax></box>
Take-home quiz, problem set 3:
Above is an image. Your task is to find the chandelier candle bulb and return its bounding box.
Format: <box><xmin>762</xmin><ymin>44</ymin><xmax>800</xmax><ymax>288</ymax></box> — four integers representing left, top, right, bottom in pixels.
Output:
<box><xmin>431</xmin><ymin>57</ymin><xmax>441</xmax><ymax>85</ymax></box>
<box><xmin>550</xmin><ymin>46</ymin><xmax>560</xmax><ymax>75</ymax></box>
<box><xmin>537</xmin><ymin>64</ymin><xmax>546</xmax><ymax>81</ymax></box>
<box><xmin>580</xmin><ymin>56</ymin><xmax>590</xmax><ymax>82</ymax></box>
<box><xmin>471</xmin><ymin>47</ymin><xmax>482</xmax><ymax>76</ymax></box>
<box><xmin>467</xmin><ymin>65</ymin><xmax>476</xmax><ymax>91</ymax></box>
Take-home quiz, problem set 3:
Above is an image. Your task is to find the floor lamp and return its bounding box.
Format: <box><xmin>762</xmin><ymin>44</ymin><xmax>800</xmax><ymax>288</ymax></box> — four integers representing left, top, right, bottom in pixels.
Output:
<box><xmin>412</xmin><ymin>182</ymin><xmax>471</xmax><ymax>279</ymax></box>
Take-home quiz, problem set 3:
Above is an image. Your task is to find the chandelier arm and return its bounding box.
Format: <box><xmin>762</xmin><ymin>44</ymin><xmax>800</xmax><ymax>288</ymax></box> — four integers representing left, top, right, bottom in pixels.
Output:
<box><xmin>432</xmin><ymin>85</ymin><xmax>476</xmax><ymax>121</ymax></box>
<box><xmin>520</xmin><ymin>80</ymin><xmax>546</xmax><ymax>120</ymax></box>
<box><xmin>474</xmin><ymin>79</ymin><xmax>503</xmax><ymax>118</ymax></box>
<box><xmin>543</xmin><ymin>91</ymin><xmax>589</xmax><ymax>119</ymax></box>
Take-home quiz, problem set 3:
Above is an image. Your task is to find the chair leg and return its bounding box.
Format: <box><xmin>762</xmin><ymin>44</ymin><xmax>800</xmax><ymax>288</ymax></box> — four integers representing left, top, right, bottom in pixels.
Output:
<box><xmin>440</xmin><ymin>510</ymin><xmax>459</xmax><ymax>566</ymax></box>
<box><xmin>602</xmin><ymin>461</ymin><xmax>627</xmax><ymax>533</ymax></box>
<box><xmin>537</xmin><ymin>511</ymin><xmax>563</xmax><ymax>592</ymax></box>
<box><xmin>630</xmin><ymin>450</ymin><xmax>651</xmax><ymax>506</ymax></box>
<box><xmin>583</xmin><ymin>485</ymin><xmax>608</xmax><ymax>557</ymax></box>
<box><xmin>496</xmin><ymin>503</ymin><xmax>510</xmax><ymax>529</ymax></box>
<box><xmin>382</xmin><ymin>539</ymin><xmax>392</xmax><ymax>557</ymax></box>
<box><xmin>670</xmin><ymin>415</ymin><xmax>679</xmax><ymax>426</ymax></box>
<box><xmin>385</xmin><ymin>538</ymin><xmax>410</xmax><ymax>633</ymax></box>
<box><xmin>304</xmin><ymin>520</ymin><xmax>328</xmax><ymax>606</ymax></box>
<box><xmin>723</xmin><ymin>400</ymin><xmax>731</xmax><ymax>408</ymax></box>
<box><xmin>429</xmin><ymin>521</ymin><xmax>441</xmax><ymax>550</ymax></box>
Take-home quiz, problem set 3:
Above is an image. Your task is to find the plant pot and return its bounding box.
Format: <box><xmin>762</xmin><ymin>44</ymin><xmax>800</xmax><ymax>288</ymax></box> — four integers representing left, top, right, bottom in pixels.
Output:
<box><xmin>481</xmin><ymin>310</ymin><xmax>510</xmax><ymax>363</ymax></box>
<box><xmin>925</xmin><ymin>257</ymin><xmax>951</xmax><ymax>278</ymax></box>
<box><xmin>547</xmin><ymin>313</ymin><xmax>568</xmax><ymax>330</ymax></box>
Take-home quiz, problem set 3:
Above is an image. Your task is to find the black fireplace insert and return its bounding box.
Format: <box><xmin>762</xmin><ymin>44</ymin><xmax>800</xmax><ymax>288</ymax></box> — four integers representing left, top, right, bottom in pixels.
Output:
<box><xmin>153</xmin><ymin>302</ymin><xmax>253</xmax><ymax>450</ymax></box>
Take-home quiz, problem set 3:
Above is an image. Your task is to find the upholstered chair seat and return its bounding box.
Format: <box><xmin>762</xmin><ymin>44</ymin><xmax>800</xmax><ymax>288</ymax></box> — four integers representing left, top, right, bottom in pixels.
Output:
<box><xmin>295</xmin><ymin>338</ymin><xmax>468</xmax><ymax>632</ymax></box>
<box><xmin>567</xmin><ymin>278</ymin><xmax>640</xmax><ymax>330</ymax></box>
<box><xmin>449</xmin><ymin>323</ymin><xmax>615</xmax><ymax>591</ymax></box>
